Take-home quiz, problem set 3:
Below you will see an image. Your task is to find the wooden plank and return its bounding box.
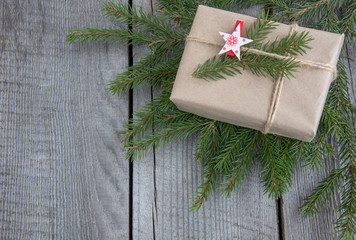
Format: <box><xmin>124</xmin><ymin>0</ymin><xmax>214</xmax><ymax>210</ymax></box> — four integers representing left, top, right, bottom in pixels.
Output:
<box><xmin>153</xmin><ymin>139</ymin><xmax>279</xmax><ymax>239</ymax></box>
<box><xmin>345</xmin><ymin>45</ymin><xmax>356</xmax><ymax>106</ymax></box>
<box><xmin>132</xmin><ymin>3</ymin><xmax>279</xmax><ymax>239</ymax></box>
<box><xmin>132</xmin><ymin>1</ymin><xmax>156</xmax><ymax>239</ymax></box>
<box><xmin>282</xmin><ymin>45</ymin><xmax>356</xmax><ymax>239</ymax></box>
<box><xmin>282</xmin><ymin>161</ymin><xmax>341</xmax><ymax>239</ymax></box>
<box><xmin>0</xmin><ymin>0</ymin><xmax>129</xmax><ymax>238</ymax></box>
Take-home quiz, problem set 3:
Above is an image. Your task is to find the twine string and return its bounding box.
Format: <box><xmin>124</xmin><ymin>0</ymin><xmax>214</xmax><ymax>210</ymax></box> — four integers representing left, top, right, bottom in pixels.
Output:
<box><xmin>186</xmin><ymin>23</ymin><xmax>337</xmax><ymax>134</ymax></box>
<box><xmin>263</xmin><ymin>23</ymin><xmax>297</xmax><ymax>134</ymax></box>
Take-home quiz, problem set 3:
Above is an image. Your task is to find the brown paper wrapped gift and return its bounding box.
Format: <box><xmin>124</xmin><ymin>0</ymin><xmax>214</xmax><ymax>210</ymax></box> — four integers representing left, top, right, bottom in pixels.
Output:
<box><xmin>170</xmin><ymin>5</ymin><xmax>344</xmax><ymax>142</ymax></box>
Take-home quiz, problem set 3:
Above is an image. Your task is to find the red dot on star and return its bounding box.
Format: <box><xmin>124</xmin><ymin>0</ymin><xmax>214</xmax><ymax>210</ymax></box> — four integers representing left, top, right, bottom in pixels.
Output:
<box><xmin>234</xmin><ymin>29</ymin><xmax>237</xmax><ymax>32</ymax></box>
<box><xmin>222</xmin><ymin>34</ymin><xmax>224</xmax><ymax>37</ymax></box>
<box><xmin>235</xmin><ymin>50</ymin><xmax>238</xmax><ymax>53</ymax></box>
<box><xmin>243</xmin><ymin>39</ymin><xmax>246</xmax><ymax>42</ymax></box>
<box><xmin>223</xmin><ymin>47</ymin><xmax>226</xmax><ymax>50</ymax></box>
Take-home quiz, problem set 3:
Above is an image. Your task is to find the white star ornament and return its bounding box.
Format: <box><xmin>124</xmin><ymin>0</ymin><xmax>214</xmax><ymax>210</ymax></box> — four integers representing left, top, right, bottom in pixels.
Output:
<box><xmin>218</xmin><ymin>23</ymin><xmax>253</xmax><ymax>60</ymax></box>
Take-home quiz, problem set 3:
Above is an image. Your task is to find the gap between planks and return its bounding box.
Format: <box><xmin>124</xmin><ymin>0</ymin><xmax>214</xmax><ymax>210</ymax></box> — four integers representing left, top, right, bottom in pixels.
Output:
<box><xmin>128</xmin><ymin>1</ymin><xmax>134</xmax><ymax>240</ymax></box>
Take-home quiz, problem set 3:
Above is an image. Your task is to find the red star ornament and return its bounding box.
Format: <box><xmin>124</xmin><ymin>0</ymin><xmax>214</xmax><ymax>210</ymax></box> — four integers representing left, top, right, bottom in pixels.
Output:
<box><xmin>219</xmin><ymin>21</ymin><xmax>253</xmax><ymax>60</ymax></box>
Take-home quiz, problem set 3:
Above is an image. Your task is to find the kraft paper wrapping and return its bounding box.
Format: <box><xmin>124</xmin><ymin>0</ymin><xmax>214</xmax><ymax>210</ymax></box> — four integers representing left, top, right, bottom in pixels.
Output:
<box><xmin>170</xmin><ymin>5</ymin><xmax>345</xmax><ymax>142</ymax></box>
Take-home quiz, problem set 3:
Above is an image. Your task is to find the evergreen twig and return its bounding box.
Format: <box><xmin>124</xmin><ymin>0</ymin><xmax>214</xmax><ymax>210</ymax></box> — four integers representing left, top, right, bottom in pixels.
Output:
<box><xmin>192</xmin><ymin>53</ymin><xmax>300</xmax><ymax>81</ymax></box>
<box><xmin>192</xmin><ymin>15</ymin><xmax>312</xmax><ymax>81</ymax></box>
<box><xmin>65</xmin><ymin>28</ymin><xmax>153</xmax><ymax>45</ymax></box>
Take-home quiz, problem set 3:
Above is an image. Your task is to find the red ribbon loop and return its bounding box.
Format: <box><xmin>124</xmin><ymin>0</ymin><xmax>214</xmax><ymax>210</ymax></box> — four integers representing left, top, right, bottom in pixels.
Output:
<box><xmin>227</xmin><ymin>20</ymin><xmax>244</xmax><ymax>58</ymax></box>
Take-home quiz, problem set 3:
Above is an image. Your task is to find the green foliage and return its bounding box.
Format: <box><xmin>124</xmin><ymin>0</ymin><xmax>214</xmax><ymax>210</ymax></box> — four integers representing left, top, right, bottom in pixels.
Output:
<box><xmin>253</xmin><ymin>0</ymin><xmax>356</xmax><ymax>44</ymax></box>
<box><xmin>259</xmin><ymin>135</ymin><xmax>299</xmax><ymax>198</ymax></box>
<box><xmin>219</xmin><ymin>129</ymin><xmax>258</xmax><ymax>197</ymax></box>
<box><xmin>66</xmin><ymin>0</ymin><xmax>356</xmax><ymax>238</ymax></box>
<box><xmin>262</xmin><ymin>31</ymin><xmax>313</xmax><ymax>56</ymax></box>
<box><xmin>300</xmin><ymin>167</ymin><xmax>344</xmax><ymax>217</ymax></box>
<box><xmin>66</xmin><ymin>1</ymin><xmax>186</xmax><ymax>49</ymax></box>
<box><xmin>156</xmin><ymin>0</ymin><xmax>255</xmax><ymax>27</ymax></box>
<box><xmin>340</xmin><ymin>0</ymin><xmax>356</xmax><ymax>44</ymax></box>
<box><xmin>245</xmin><ymin>14</ymin><xmax>278</xmax><ymax>47</ymax></box>
<box><xmin>109</xmin><ymin>46</ymin><xmax>182</xmax><ymax>96</ymax></box>
<box><xmin>193</xmin><ymin>16</ymin><xmax>313</xmax><ymax>81</ymax></box>
<box><xmin>66</xmin><ymin>28</ymin><xmax>153</xmax><ymax>45</ymax></box>
<box><xmin>192</xmin><ymin>51</ymin><xmax>300</xmax><ymax>80</ymax></box>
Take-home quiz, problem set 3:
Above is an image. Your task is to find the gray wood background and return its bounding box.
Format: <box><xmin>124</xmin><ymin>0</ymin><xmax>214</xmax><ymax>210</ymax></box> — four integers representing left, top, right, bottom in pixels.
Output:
<box><xmin>0</xmin><ymin>0</ymin><xmax>355</xmax><ymax>239</ymax></box>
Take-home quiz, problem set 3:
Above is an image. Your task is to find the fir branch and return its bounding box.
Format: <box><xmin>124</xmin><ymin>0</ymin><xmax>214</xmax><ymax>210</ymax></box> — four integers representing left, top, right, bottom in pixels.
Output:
<box><xmin>157</xmin><ymin>0</ymin><xmax>256</xmax><ymax>24</ymax></box>
<box><xmin>340</xmin><ymin>1</ymin><xmax>356</xmax><ymax>44</ymax></box>
<box><xmin>192</xmin><ymin>53</ymin><xmax>299</xmax><ymax>81</ymax></box>
<box><xmin>122</xmin><ymin>88</ymin><xmax>197</xmax><ymax>148</ymax></box>
<box><xmin>309</xmin><ymin>1</ymin><xmax>340</xmax><ymax>33</ymax></box>
<box><xmin>191</xmin><ymin>166</ymin><xmax>217</xmax><ymax>211</ymax></box>
<box><xmin>302</xmin><ymin>105</ymin><xmax>339</xmax><ymax>171</ymax></box>
<box><xmin>301</xmin><ymin>104</ymin><xmax>356</xmax><ymax>237</ymax></box>
<box><xmin>245</xmin><ymin>13</ymin><xmax>278</xmax><ymax>48</ymax></box>
<box><xmin>66</xmin><ymin>28</ymin><xmax>152</xmax><ymax>45</ymax></box>
<box><xmin>334</xmin><ymin>119</ymin><xmax>356</xmax><ymax>237</ymax></box>
<box><xmin>291</xmin><ymin>0</ymin><xmax>329</xmax><ymax>20</ymax></box>
<box><xmin>194</xmin><ymin>120</ymin><xmax>220</xmax><ymax>164</ymax></box>
<box><xmin>156</xmin><ymin>0</ymin><xmax>198</xmax><ymax>26</ymax></box>
<box><xmin>212</xmin><ymin>128</ymin><xmax>256</xmax><ymax>174</ymax></box>
<box><xmin>67</xmin><ymin>1</ymin><xmax>187</xmax><ymax>47</ymax></box>
<box><xmin>220</xmin><ymin>130</ymin><xmax>259</xmax><ymax>196</ymax></box>
<box><xmin>208</xmin><ymin>0</ymin><xmax>256</xmax><ymax>11</ymax></box>
<box><xmin>261</xmin><ymin>31</ymin><xmax>313</xmax><ymax>56</ymax></box>
<box><xmin>190</xmin><ymin>120</ymin><xmax>223</xmax><ymax>211</ymax></box>
<box><xmin>336</xmin><ymin>166</ymin><xmax>356</xmax><ymax>239</ymax></box>
<box><xmin>257</xmin><ymin>0</ymin><xmax>292</xmax><ymax>17</ymax></box>
<box><xmin>125</xmin><ymin>119</ymin><xmax>207</xmax><ymax>160</ymax></box>
<box><xmin>155</xmin><ymin>110</ymin><xmax>194</xmax><ymax>126</ymax></box>
<box><xmin>302</xmin><ymin>142</ymin><xmax>330</xmax><ymax>172</ymax></box>
<box><xmin>300</xmin><ymin>167</ymin><xmax>344</xmax><ymax>217</ymax></box>
<box><xmin>254</xmin><ymin>0</ymin><xmax>329</xmax><ymax>23</ymax></box>
<box><xmin>121</xmin><ymin>90</ymin><xmax>173</xmax><ymax>144</ymax></box>
<box><xmin>192</xmin><ymin>55</ymin><xmax>242</xmax><ymax>80</ymax></box>
<box><xmin>192</xmin><ymin>15</ymin><xmax>310</xmax><ymax>81</ymax></box>
<box><xmin>101</xmin><ymin>1</ymin><xmax>186</xmax><ymax>40</ymax></box>
<box><xmin>109</xmin><ymin>47</ymin><xmax>182</xmax><ymax>96</ymax></box>
<box><xmin>258</xmin><ymin>0</ymin><xmax>356</xmax><ymax>44</ymax></box>
<box><xmin>328</xmin><ymin>62</ymin><xmax>355</xmax><ymax>117</ymax></box>
<box><xmin>259</xmin><ymin>135</ymin><xmax>296</xmax><ymax>198</ymax></box>
<box><xmin>109</xmin><ymin>52</ymin><xmax>158</xmax><ymax>96</ymax></box>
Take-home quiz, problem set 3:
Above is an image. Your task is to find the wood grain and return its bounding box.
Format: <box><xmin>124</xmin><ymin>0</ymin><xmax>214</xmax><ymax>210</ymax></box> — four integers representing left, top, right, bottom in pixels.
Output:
<box><xmin>131</xmin><ymin>2</ymin><xmax>279</xmax><ymax>239</ymax></box>
<box><xmin>131</xmin><ymin>1</ymin><xmax>156</xmax><ymax>239</ymax></box>
<box><xmin>153</xmin><ymin>140</ymin><xmax>279</xmax><ymax>239</ymax></box>
<box><xmin>0</xmin><ymin>0</ymin><xmax>129</xmax><ymax>238</ymax></box>
<box><xmin>282</xmin><ymin>160</ymin><xmax>341</xmax><ymax>239</ymax></box>
<box><xmin>345</xmin><ymin>45</ymin><xmax>356</xmax><ymax>107</ymax></box>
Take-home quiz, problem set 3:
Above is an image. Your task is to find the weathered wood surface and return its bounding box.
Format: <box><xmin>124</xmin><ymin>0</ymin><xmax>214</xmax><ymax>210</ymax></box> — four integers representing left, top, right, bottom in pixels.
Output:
<box><xmin>0</xmin><ymin>0</ymin><xmax>129</xmax><ymax>239</ymax></box>
<box><xmin>282</xmin><ymin>157</ymin><xmax>341</xmax><ymax>239</ymax></box>
<box><xmin>346</xmin><ymin>45</ymin><xmax>356</xmax><ymax>107</ymax></box>
<box><xmin>132</xmin><ymin>1</ymin><xmax>156</xmax><ymax>239</ymax></box>
<box><xmin>1</xmin><ymin>0</ymin><xmax>356</xmax><ymax>239</ymax></box>
<box><xmin>131</xmin><ymin>1</ymin><xmax>279</xmax><ymax>239</ymax></box>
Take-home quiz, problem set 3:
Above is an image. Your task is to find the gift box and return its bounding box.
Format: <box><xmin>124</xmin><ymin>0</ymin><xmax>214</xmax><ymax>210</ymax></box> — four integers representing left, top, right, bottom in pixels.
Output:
<box><xmin>169</xmin><ymin>5</ymin><xmax>344</xmax><ymax>142</ymax></box>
